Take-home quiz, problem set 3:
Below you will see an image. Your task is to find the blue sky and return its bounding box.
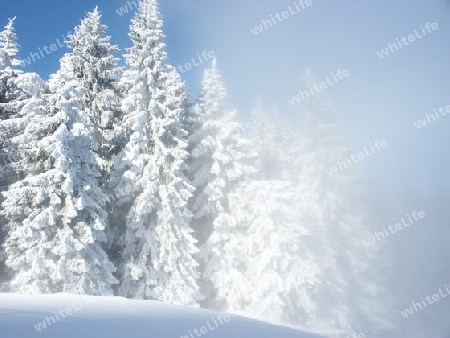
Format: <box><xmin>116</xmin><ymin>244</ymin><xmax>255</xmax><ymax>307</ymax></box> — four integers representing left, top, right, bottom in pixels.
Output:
<box><xmin>2</xmin><ymin>0</ymin><xmax>450</xmax><ymax>334</ymax></box>
<box><xmin>3</xmin><ymin>0</ymin><xmax>448</xmax><ymax>190</ymax></box>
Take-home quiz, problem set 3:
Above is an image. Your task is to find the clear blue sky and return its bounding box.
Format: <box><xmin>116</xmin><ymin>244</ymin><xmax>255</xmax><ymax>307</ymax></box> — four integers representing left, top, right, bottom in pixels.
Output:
<box><xmin>2</xmin><ymin>0</ymin><xmax>450</xmax><ymax>334</ymax></box>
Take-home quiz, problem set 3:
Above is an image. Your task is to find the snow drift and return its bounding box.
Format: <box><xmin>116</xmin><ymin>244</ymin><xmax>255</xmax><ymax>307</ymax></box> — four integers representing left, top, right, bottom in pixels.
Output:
<box><xmin>0</xmin><ymin>293</ymin><xmax>325</xmax><ymax>338</ymax></box>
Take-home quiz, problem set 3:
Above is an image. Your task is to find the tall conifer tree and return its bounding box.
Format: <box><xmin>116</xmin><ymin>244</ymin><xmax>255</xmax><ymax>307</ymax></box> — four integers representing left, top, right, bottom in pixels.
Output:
<box><xmin>112</xmin><ymin>0</ymin><xmax>200</xmax><ymax>305</ymax></box>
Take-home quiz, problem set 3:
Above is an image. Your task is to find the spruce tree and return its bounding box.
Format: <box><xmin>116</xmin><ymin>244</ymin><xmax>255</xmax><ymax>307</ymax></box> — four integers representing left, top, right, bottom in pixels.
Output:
<box><xmin>0</xmin><ymin>17</ymin><xmax>25</xmax><ymax>121</ymax></box>
<box><xmin>187</xmin><ymin>60</ymin><xmax>263</xmax><ymax>311</ymax></box>
<box><xmin>63</xmin><ymin>7</ymin><xmax>122</xmax><ymax>167</ymax></box>
<box><xmin>59</xmin><ymin>7</ymin><xmax>123</xmax><ymax>260</ymax></box>
<box><xmin>1</xmin><ymin>9</ymin><xmax>118</xmax><ymax>295</ymax></box>
<box><xmin>287</xmin><ymin>70</ymin><xmax>391</xmax><ymax>334</ymax></box>
<box><xmin>0</xmin><ymin>17</ymin><xmax>47</xmax><ymax>184</ymax></box>
<box><xmin>112</xmin><ymin>0</ymin><xmax>200</xmax><ymax>305</ymax></box>
<box><xmin>0</xmin><ymin>17</ymin><xmax>47</xmax><ymax>288</ymax></box>
<box><xmin>212</xmin><ymin>102</ymin><xmax>296</xmax><ymax>322</ymax></box>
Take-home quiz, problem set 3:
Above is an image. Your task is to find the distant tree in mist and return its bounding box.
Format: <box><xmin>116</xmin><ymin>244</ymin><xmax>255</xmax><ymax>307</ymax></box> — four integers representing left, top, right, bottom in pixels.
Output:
<box><xmin>285</xmin><ymin>70</ymin><xmax>393</xmax><ymax>334</ymax></box>
<box><xmin>187</xmin><ymin>59</ymin><xmax>257</xmax><ymax>309</ymax></box>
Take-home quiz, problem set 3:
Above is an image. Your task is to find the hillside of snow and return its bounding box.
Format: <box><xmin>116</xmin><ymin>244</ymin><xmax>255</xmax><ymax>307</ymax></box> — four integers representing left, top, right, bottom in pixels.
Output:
<box><xmin>0</xmin><ymin>293</ymin><xmax>326</xmax><ymax>338</ymax></box>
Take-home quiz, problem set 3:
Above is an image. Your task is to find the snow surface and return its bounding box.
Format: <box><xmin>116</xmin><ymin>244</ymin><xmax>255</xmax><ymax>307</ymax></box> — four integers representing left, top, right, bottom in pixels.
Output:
<box><xmin>0</xmin><ymin>293</ymin><xmax>324</xmax><ymax>338</ymax></box>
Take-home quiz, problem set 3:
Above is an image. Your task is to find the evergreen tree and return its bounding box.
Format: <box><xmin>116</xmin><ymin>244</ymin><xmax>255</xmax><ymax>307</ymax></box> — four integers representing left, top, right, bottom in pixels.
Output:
<box><xmin>1</xmin><ymin>9</ymin><xmax>118</xmax><ymax>295</ymax></box>
<box><xmin>59</xmin><ymin>7</ymin><xmax>123</xmax><ymax>260</ymax></box>
<box><xmin>0</xmin><ymin>17</ymin><xmax>25</xmax><ymax>120</ymax></box>
<box><xmin>287</xmin><ymin>70</ymin><xmax>391</xmax><ymax>334</ymax></box>
<box><xmin>187</xmin><ymin>59</ymin><xmax>261</xmax><ymax>311</ymax></box>
<box><xmin>63</xmin><ymin>7</ymin><xmax>122</xmax><ymax>167</ymax></box>
<box><xmin>187</xmin><ymin>58</ymin><xmax>228</xmax><ymax>245</ymax></box>
<box><xmin>0</xmin><ymin>16</ymin><xmax>28</xmax><ymax>185</ymax></box>
<box><xmin>204</xmin><ymin>97</ymin><xmax>321</xmax><ymax>321</ymax></box>
<box><xmin>236</xmin><ymin>179</ymin><xmax>327</xmax><ymax>322</ymax></box>
<box><xmin>0</xmin><ymin>17</ymin><xmax>47</xmax><ymax>288</ymax></box>
<box><xmin>112</xmin><ymin>0</ymin><xmax>200</xmax><ymax>305</ymax></box>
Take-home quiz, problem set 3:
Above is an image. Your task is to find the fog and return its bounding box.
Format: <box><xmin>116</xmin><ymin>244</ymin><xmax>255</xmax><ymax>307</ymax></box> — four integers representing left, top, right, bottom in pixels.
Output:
<box><xmin>163</xmin><ymin>0</ymin><xmax>450</xmax><ymax>335</ymax></box>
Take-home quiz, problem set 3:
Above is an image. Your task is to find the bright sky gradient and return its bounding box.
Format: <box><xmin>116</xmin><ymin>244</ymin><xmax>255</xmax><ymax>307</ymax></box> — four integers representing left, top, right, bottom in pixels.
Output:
<box><xmin>1</xmin><ymin>0</ymin><xmax>450</xmax><ymax>335</ymax></box>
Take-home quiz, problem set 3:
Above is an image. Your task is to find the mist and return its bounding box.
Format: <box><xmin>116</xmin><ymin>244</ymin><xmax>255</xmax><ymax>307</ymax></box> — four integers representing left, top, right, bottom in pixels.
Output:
<box><xmin>163</xmin><ymin>0</ymin><xmax>450</xmax><ymax>335</ymax></box>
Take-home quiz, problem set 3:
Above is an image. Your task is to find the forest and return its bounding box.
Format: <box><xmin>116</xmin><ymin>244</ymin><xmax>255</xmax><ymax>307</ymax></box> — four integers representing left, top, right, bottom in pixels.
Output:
<box><xmin>0</xmin><ymin>0</ymin><xmax>392</xmax><ymax>335</ymax></box>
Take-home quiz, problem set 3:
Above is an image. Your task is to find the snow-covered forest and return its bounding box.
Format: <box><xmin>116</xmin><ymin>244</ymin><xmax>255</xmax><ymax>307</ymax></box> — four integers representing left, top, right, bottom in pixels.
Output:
<box><xmin>0</xmin><ymin>0</ymin><xmax>397</xmax><ymax>336</ymax></box>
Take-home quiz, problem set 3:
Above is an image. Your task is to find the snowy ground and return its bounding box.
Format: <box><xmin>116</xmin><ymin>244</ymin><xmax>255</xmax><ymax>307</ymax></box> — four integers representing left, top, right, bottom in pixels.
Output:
<box><xmin>0</xmin><ymin>293</ymin><xmax>324</xmax><ymax>338</ymax></box>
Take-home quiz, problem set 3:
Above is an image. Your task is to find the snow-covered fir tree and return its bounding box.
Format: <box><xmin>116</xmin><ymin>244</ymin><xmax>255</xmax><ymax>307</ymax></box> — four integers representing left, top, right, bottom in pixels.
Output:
<box><xmin>0</xmin><ymin>17</ymin><xmax>48</xmax><ymax>140</ymax></box>
<box><xmin>63</xmin><ymin>7</ymin><xmax>122</xmax><ymax>171</ymax></box>
<box><xmin>187</xmin><ymin>58</ymin><xmax>229</xmax><ymax>244</ymax></box>
<box><xmin>193</xmin><ymin>95</ymin><xmax>316</xmax><ymax>322</ymax></box>
<box><xmin>0</xmin><ymin>72</ymin><xmax>47</xmax><ymax>289</ymax></box>
<box><xmin>0</xmin><ymin>17</ymin><xmax>22</xmax><ymax>272</ymax></box>
<box><xmin>1</xmin><ymin>9</ymin><xmax>118</xmax><ymax>295</ymax></box>
<box><xmin>0</xmin><ymin>16</ymin><xmax>31</xmax><ymax>185</ymax></box>
<box><xmin>111</xmin><ymin>0</ymin><xmax>200</xmax><ymax>305</ymax></box>
<box><xmin>0</xmin><ymin>17</ymin><xmax>25</xmax><ymax>121</ymax></box>
<box><xmin>187</xmin><ymin>59</ymin><xmax>269</xmax><ymax>312</ymax></box>
<box><xmin>286</xmin><ymin>70</ymin><xmax>392</xmax><ymax>334</ymax></box>
<box><xmin>0</xmin><ymin>17</ymin><xmax>48</xmax><ymax>288</ymax></box>
<box><xmin>228</xmin><ymin>178</ymin><xmax>323</xmax><ymax>323</ymax></box>
<box><xmin>60</xmin><ymin>7</ymin><xmax>123</xmax><ymax>261</ymax></box>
